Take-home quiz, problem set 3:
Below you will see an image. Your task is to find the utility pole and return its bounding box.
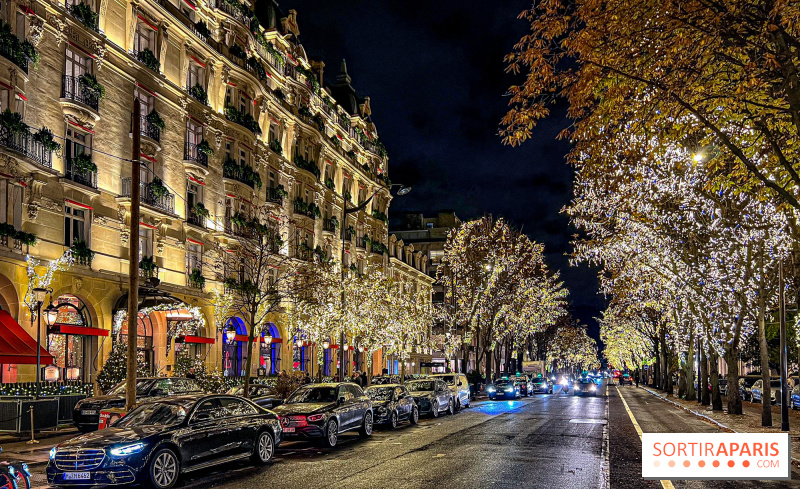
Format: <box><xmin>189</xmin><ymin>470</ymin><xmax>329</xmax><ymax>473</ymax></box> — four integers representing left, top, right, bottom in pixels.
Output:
<box><xmin>126</xmin><ymin>99</ymin><xmax>141</xmax><ymax>411</ymax></box>
<box><xmin>780</xmin><ymin>260</ymin><xmax>790</xmax><ymax>431</ymax></box>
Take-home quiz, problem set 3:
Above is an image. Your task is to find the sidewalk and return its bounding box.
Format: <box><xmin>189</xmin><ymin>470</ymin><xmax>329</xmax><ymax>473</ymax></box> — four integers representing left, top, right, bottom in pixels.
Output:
<box><xmin>637</xmin><ymin>385</ymin><xmax>800</xmax><ymax>463</ymax></box>
<box><xmin>0</xmin><ymin>427</ymin><xmax>79</xmax><ymax>468</ymax></box>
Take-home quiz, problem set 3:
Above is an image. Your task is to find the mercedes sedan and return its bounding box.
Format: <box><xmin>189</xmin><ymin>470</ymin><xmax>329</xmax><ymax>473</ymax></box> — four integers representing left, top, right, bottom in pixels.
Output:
<box><xmin>48</xmin><ymin>394</ymin><xmax>281</xmax><ymax>489</ymax></box>
<box><xmin>365</xmin><ymin>384</ymin><xmax>419</xmax><ymax>428</ymax></box>
<box><xmin>271</xmin><ymin>383</ymin><xmax>373</xmax><ymax>448</ymax></box>
<box><xmin>405</xmin><ymin>379</ymin><xmax>453</xmax><ymax>417</ymax></box>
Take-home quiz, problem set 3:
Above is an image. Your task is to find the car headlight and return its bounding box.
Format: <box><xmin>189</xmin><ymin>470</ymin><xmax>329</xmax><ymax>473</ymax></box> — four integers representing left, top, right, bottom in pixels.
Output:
<box><xmin>487</xmin><ymin>386</ymin><xmax>495</xmax><ymax>392</ymax></box>
<box><xmin>504</xmin><ymin>386</ymin><xmax>514</xmax><ymax>392</ymax></box>
<box><xmin>590</xmin><ymin>384</ymin><xmax>597</xmax><ymax>391</ymax></box>
<box><xmin>110</xmin><ymin>443</ymin><xmax>146</xmax><ymax>457</ymax></box>
<box><xmin>49</xmin><ymin>448</ymin><xmax>57</xmax><ymax>460</ymax></box>
<box><xmin>307</xmin><ymin>413</ymin><xmax>325</xmax><ymax>422</ymax></box>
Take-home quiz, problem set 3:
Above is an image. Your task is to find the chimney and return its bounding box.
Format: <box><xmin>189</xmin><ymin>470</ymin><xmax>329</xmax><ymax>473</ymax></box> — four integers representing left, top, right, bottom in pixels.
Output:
<box><xmin>310</xmin><ymin>59</ymin><xmax>325</xmax><ymax>87</ymax></box>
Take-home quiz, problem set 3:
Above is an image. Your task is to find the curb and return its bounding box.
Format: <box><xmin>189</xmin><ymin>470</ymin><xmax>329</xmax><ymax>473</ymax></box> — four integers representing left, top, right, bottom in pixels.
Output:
<box><xmin>637</xmin><ymin>386</ymin><xmax>800</xmax><ymax>466</ymax></box>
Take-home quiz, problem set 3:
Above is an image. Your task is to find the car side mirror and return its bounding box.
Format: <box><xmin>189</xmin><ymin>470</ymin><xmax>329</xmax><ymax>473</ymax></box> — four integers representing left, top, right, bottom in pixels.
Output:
<box><xmin>338</xmin><ymin>396</ymin><xmax>347</xmax><ymax>404</ymax></box>
<box><xmin>150</xmin><ymin>388</ymin><xmax>165</xmax><ymax>397</ymax></box>
<box><xmin>458</xmin><ymin>381</ymin><xmax>464</xmax><ymax>386</ymax></box>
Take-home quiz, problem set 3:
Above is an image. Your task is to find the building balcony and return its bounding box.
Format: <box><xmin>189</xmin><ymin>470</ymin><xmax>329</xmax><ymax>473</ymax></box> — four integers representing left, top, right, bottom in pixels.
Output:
<box><xmin>64</xmin><ymin>156</ymin><xmax>98</xmax><ymax>189</ymax></box>
<box><xmin>216</xmin><ymin>0</ymin><xmax>250</xmax><ymax>28</ymax></box>
<box><xmin>131</xmin><ymin>114</ymin><xmax>160</xmax><ymax>143</ymax></box>
<box><xmin>0</xmin><ymin>235</ymin><xmax>22</xmax><ymax>253</ymax></box>
<box><xmin>295</xmin><ymin>246</ymin><xmax>313</xmax><ymax>262</ymax></box>
<box><xmin>186</xmin><ymin>206</ymin><xmax>206</xmax><ymax>228</ymax></box>
<box><xmin>184</xmin><ymin>142</ymin><xmax>208</xmax><ymax>168</ymax></box>
<box><xmin>265</xmin><ymin>186</ymin><xmax>284</xmax><ymax>206</ymax></box>
<box><xmin>0</xmin><ymin>39</ymin><xmax>29</xmax><ymax>75</ymax></box>
<box><xmin>121</xmin><ymin>177</ymin><xmax>175</xmax><ymax>214</ymax></box>
<box><xmin>322</xmin><ymin>218</ymin><xmax>337</xmax><ymax>234</ymax></box>
<box><xmin>284</xmin><ymin>63</ymin><xmax>296</xmax><ymax>79</ymax></box>
<box><xmin>293</xmin><ymin>199</ymin><xmax>318</xmax><ymax>220</ymax></box>
<box><xmin>0</xmin><ymin>125</ymin><xmax>53</xmax><ymax>169</ymax></box>
<box><xmin>222</xmin><ymin>161</ymin><xmax>259</xmax><ymax>189</ymax></box>
<box><xmin>224</xmin><ymin>216</ymin><xmax>254</xmax><ymax>239</ymax></box>
<box><xmin>61</xmin><ymin>75</ymin><xmax>100</xmax><ymax>112</ymax></box>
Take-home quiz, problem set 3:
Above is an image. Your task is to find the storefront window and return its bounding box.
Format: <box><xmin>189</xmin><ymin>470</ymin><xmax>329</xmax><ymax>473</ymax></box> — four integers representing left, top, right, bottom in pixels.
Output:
<box><xmin>46</xmin><ymin>294</ymin><xmax>95</xmax><ymax>382</ymax></box>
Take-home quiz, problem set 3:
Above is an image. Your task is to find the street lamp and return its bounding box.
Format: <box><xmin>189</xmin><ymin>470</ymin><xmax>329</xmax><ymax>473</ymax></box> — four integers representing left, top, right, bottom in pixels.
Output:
<box><xmin>31</xmin><ymin>287</ymin><xmax>51</xmax><ymax>399</ymax></box>
<box><xmin>323</xmin><ymin>340</ymin><xmax>330</xmax><ymax>349</ymax></box>
<box><xmin>338</xmin><ymin>184</ymin><xmax>411</xmax><ymax>379</ymax></box>
<box><xmin>225</xmin><ymin>325</ymin><xmax>236</xmax><ymax>344</ymax></box>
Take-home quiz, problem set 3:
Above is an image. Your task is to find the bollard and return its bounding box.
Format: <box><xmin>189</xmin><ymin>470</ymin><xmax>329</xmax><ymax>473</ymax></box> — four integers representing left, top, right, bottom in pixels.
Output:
<box><xmin>26</xmin><ymin>405</ymin><xmax>38</xmax><ymax>444</ymax></box>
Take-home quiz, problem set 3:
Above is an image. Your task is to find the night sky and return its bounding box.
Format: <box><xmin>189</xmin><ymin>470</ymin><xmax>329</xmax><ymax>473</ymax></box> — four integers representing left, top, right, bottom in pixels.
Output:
<box><xmin>282</xmin><ymin>1</ymin><xmax>605</xmax><ymax>341</ymax></box>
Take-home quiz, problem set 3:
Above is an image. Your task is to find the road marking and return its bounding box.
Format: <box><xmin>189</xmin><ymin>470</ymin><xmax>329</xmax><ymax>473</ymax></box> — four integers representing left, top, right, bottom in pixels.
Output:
<box><xmin>599</xmin><ymin>390</ymin><xmax>610</xmax><ymax>489</ymax></box>
<box><xmin>616</xmin><ymin>387</ymin><xmax>675</xmax><ymax>489</ymax></box>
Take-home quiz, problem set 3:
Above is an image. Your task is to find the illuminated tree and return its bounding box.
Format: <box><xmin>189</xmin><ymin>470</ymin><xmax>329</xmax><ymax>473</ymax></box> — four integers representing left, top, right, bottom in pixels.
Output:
<box><xmin>547</xmin><ymin>324</ymin><xmax>600</xmax><ymax>371</ymax></box>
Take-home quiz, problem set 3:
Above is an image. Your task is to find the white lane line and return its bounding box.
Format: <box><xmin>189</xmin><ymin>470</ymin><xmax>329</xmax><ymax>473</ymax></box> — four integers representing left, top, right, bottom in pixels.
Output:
<box><xmin>616</xmin><ymin>387</ymin><xmax>675</xmax><ymax>489</ymax></box>
<box><xmin>598</xmin><ymin>388</ymin><xmax>610</xmax><ymax>489</ymax></box>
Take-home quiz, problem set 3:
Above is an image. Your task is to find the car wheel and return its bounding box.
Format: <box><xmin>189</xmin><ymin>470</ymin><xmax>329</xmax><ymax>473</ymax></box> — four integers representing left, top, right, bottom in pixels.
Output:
<box><xmin>454</xmin><ymin>398</ymin><xmax>461</xmax><ymax>411</ymax></box>
<box><xmin>447</xmin><ymin>398</ymin><xmax>454</xmax><ymax>415</ymax></box>
<box><xmin>432</xmin><ymin>401</ymin><xmax>439</xmax><ymax>417</ymax></box>
<box><xmin>148</xmin><ymin>448</ymin><xmax>180</xmax><ymax>489</ymax></box>
<box><xmin>489</xmin><ymin>396</ymin><xmax>495</xmax><ymax>401</ymax></box>
<box><xmin>410</xmin><ymin>406</ymin><xmax>419</xmax><ymax>425</ymax></box>
<box><xmin>322</xmin><ymin>419</ymin><xmax>338</xmax><ymax>448</ymax></box>
<box><xmin>358</xmin><ymin>412</ymin><xmax>373</xmax><ymax>437</ymax></box>
<box><xmin>390</xmin><ymin>411</ymin><xmax>398</xmax><ymax>429</ymax></box>
<box><xmin>251</xmin><ymin>430</ymin><xmax>274</xmax><ymax>465</ymax></box>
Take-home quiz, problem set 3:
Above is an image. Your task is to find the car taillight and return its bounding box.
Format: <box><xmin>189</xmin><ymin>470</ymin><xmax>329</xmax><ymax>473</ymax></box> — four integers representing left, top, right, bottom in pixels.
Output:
<box><xmin>307</xmin><ymin>414</ymin><xmax>324</xmax><ymax>422</ymax></box>
<box><xmin>288</xmin><ymin>415</ymin><xmax>308</xmax><ymax>427</ymax></box>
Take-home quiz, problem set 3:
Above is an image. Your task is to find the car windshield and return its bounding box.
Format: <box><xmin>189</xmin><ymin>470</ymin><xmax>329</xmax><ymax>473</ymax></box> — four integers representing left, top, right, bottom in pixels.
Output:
<box><xmin>108</xmin><ymin>380</ymin><xmax>154</xmax><ymax>396</ymax></box>
<box><xmin>495</xmin><ymin>380</ymin><xmax>512</xmax><ymax>387</ymax></box>
<box><xmin>436</xmin><ymin>376</ymin><xmax>456</xmax><ymax>385</ymax></box>
<box><xmin>115</xmin><ymin>401</ymin><xmax>191</xmax><ymax>427</ymax></box>
<box><xmin>365</xmin><ymin>387</ymin><xmax>394</xmax><ymax>400</ymax></box>
<box><xmin>286</xmin><ymin>387</ymin><xmax>338</xmax><ymax>403</ymax></box>
<box><xmin>532</xmin><ymin>379</ymin><xmax>545</xmax><ymax>384</ymax></box>
<box><xmin>770</xmin><ymin>380</ymin><xmax>783</xmax><ymax>389</ymax></box>
<box><xmin>407</xmin><ymin>381</ymin><xmax>435</xmax><ymax>391</ymax></box>
<box><xmin>227</xmin><ymin>386</ymin><xmax>275</xmax><ymax>397</ymax></box>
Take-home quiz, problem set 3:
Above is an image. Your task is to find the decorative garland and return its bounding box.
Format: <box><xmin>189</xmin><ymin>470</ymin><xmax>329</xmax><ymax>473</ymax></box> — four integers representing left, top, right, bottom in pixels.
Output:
<box><xmin>112</xmin><ymin>302</ymin><xmax>207</xmax><ymax>354</ymax></box>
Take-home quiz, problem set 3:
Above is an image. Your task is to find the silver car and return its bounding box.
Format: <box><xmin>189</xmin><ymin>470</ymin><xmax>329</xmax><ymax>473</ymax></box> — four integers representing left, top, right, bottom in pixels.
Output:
<box><xmin>405</xmin><ymin>379</ymin><xmax>453</xmax><ymax>417</ymax></box>
<box><xmin>430</xmin><ymin>373</ymin><xmax>471</xmax><ymax>410</ymax></box>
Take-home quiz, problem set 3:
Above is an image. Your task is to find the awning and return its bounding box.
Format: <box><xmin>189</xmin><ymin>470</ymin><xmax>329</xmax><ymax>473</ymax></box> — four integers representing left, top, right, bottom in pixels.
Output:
<box><xmin>0</xmin><ymin>310</ymin><xmax>55</xmax><ymax>365</ymax></box>
<box><xmin>176</xmin><ymin>335</ymin><xmax>215</xmax><ymax>344</ymax></box>
<box><xmin>48</xmin><ymin>325</ymin><xmax>109</xmax><ymax>337</ymax></box>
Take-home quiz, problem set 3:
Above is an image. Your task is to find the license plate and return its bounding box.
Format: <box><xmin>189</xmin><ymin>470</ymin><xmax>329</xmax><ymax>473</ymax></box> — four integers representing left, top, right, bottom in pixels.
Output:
<box><xmin>283</xmin><ymin>427</ymin><xmax>295</xmax><ymax>433</ymax></box>
<box><xmin>64</xmin><ymin>472</ymin><xmax>91</xmax><ymax>481</ymax></box>
<box><xmin>81</xmin><ymin>410</ymin><xmax>97</xmax><ymax>415</ymax></box>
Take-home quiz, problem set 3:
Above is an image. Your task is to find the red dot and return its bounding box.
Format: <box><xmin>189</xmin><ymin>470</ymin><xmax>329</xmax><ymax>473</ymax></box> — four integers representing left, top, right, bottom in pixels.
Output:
<box><xmin>712</xmin><ymin>460</ymin><xmax>720</xmax><ymax>467</ymax></box>
<box><xmin>683</xmin><ymin>460</ymin><xmax>690</xmax><ymax>467</ymax></box>
<box><xmin>743</xmin><ymin>460</ymin><xmax>750</xmax><ymax>468</ymax></box>
<box><xmin>698</xmin><ymin>460</ymin><xmax>706</xmax><ymax>467</ymax></box>
<box><xmin>668</xmin><ymin>460</ymin><xmax>676</xmax><ymax>468</ymax></box>
<box><xmin>728</xmin><ymin>460</ymin><xmax>735</xmax><ymax>467</ymax></box>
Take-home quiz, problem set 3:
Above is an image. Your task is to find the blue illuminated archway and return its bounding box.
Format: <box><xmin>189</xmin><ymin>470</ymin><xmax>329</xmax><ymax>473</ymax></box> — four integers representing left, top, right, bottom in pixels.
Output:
<box><xmin>223</xmin><ymin>317</ymin><xmax>248</xmax><ymax>376</ymax></box>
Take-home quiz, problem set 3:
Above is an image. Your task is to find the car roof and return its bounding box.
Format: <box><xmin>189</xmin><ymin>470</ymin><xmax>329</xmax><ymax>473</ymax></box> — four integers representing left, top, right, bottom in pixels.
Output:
<box><xmin>366</xmin><ymin>384</ymin><xmax>403</xmax><ymax>388</ymax></box>
<box><xmin>298</xmin><ymin>382</ymin><xmax>356</xmax><ymax>388</ymax></box>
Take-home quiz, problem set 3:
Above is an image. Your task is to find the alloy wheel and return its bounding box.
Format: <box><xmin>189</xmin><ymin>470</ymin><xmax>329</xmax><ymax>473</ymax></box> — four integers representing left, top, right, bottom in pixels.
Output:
<box><xmin>390</xmin><ymin>411</ymin><xmax>398</xmax><ymax>429</ymax></box>
<box><xmin>257</xmin><ymin>431</ymin><xmax>274</xmax><ymax>462</ymax></box>
<box><xmin>152</xmin><ymin>450</ymin><xmax>178</xmax><ymax>489</ymax></box>
<box><xmin>432</xmin><ymin>401</ymin><xmax>439</xmax><ymax>417</ymax></box>
<box><xmin>361</xmin><ymin>412</ymin><xmax>373</xmax><ymax>436</ymax></box>
<box><xmin>327</xmin><ymin>420</ymin><xmax>338</xmax><ymax>447</ymax></box>
<box><xmin>411</xmin><ymin>407</ymin><xmax>419</xmax><ymax>424</ymax></box>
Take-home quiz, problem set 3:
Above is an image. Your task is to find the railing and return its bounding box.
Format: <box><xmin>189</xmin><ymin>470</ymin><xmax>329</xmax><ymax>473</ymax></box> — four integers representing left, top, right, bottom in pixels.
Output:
<box><xmin>323</xmin><ymin>219</ymin><xmax>337</xmax><ymax>233</ymax></box>
<box><xmin>224</xmin><ymin>216</ymin><xmax>253</xmax><ymax>238</ymax></box>
<box><xmin>295</xmin><ymin>246</ymin><xmax>313</xmax><ymax>262</ymax></box>
<box><xmin>284</xmin><ymin>63</ymin><xmax>296</xmax><ymax>79</ymax></box>
<box><xmin>188</xmin><ymin>269</ymin><xmax>204</xmax><ymax>289</ymax></box>
<box><xmin>189</xmin><ymin>22</ymin><xmax>209</xmax><ymax>43</ymax></box>
<box><xmin>216</xmin><ymin>0</ymin><xmax>250</xmax><ymax>28</ymax></box>
<box><xmin>186</xmin><ymin>206</ymin><xmax>206</xmax><ymax>227</ymax></box>
<box><xmin>74</xmin><ymin>254</ymin><xmax>92</xmax><ymax>267</ymax></box>
<box><xmin>265</xmin><ymin>187</ymin><xmax>283</xmax><ymax>205</ymax></box>
<box><xmin>357</xmin><ymin>237</ymin><xmax>368</xmax><ymax>249</ymax></box>
<box><xmin>184</xmin><ymin>142</ymin><xmax>208</xmax><ymax>167</ymax></box>
<box><xmin>222</xmin><ymin>163</ymin><xmax>257</xmax><ymax>188</ymax></box>
<box><xmin>131</xmin><ymin>114</ymin><xmax>160</xmax><ymax>142</ymax></box>
<box><xmin>121</xmin><ymin>177</ymin><xmax>175</xmax><ymax>214</ymax></box>
<box><xmin>139</xmin><ymin>265</ymin><xmax>159</xmax><ymax>279</ymax></box>
<box><xmin>293</xmin><ymin>201</ymin><xmax>316</xmax><ymax>220</ymax></box>
<box><xmin>0</xmin><ymin>41</ymin><xmax>28</xmax><ymax>74</ymax></box>
<box><xmin>0</xmin><ymin>125</ymin><xmax>53</xmax><ymax>168</ymax></box>
<box><xmin>345</xmin><ymin>228</ymin><xmax>355</xmax><ymax>242</ymax></box>
<box><xmin>61</xmin><ymin>75</ymin><xmax>100</xmax><ymax>112</ymax></box>
<box><xmin>64</xmin><ymin>156</ymin><xmax>98</xmax><ymax>189</ymax></box>
<box><xmin>0</xmin><ymin>235</ymin><xmax>22</xmax><ymax>252</ymax></box>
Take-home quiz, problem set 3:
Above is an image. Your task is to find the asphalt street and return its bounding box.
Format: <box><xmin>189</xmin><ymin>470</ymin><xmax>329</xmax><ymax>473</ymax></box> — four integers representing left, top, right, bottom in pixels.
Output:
<box><xmin>33</xmin><ymin>383</ymin><xmax>800</xmax><ymax>489</ymax></box>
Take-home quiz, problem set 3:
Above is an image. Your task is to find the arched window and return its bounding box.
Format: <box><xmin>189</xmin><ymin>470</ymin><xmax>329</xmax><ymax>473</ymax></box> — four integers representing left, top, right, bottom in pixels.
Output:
<box><xmin>223</xmin><ymin>317</ymin><xmax>248</xmax><ymax>377</ymax></box>
<box><xmin>260</xmin><ymin>323</ymin><xmax>281</xmax><ymax>375</ymax></box>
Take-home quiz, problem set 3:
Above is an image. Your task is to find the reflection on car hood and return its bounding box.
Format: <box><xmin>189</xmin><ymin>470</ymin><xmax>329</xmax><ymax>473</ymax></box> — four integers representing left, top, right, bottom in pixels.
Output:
<box><xmin>272</xmin><ymin>402</ymin><xmax>335</xmax><ymax>415</ymax></box>
<box><xmin>371</xmin><ymin>400</ymin><xmax>391</xmax><ymax>408</ymax></box>
<box><xmin>59</xmin><ymin>426</ymin><xmax>164</xmax><ymax>448</ymax></box>
<box><xmin>409</xmin><ymin>391</ymin><xmax>434</xmax><ymax>398</ymax></box>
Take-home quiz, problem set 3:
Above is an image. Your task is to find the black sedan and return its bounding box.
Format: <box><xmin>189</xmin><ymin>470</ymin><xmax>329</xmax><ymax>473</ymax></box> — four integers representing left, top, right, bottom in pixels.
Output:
<box><xmin>226</xmin><ymin>384</ymin><xmax>283</xmax><ymax>409</ymax></box>
<box><xmin>573</xmin><ymin>376</ymin><xmax>599</xmax><ymax>396</ymax></box>
<box><xmin>405</xmin><ymin>379</ymin><xmax>453</xmax><ymax>417</ymax></box>
<box><xmin>487</xmin><ymin>379</ymin><xmax>521</xmax><ymax>400</ymax></box>
<box><xmin>72</xmin><ymin>378</ymin><xmax>202</xmax><ymax>432</ymax></box>
<box><xmin>48</xmin><ymin>394</ymin><xmax>281</xmax><ymax>489</ymax></box>
<box><xmin>271</xmin><ymin>383</ymin><xmax>373</xmax><ymax>448</ymax></box>
<box><xmin>530</xmin><ymin>377</ymin><xmax>553</xmax><ymax>394</ymax></box>
<box><xmin>365</xmin><ymin>384</ymin><xmax>419</xmax><ymax>428</ymax></box>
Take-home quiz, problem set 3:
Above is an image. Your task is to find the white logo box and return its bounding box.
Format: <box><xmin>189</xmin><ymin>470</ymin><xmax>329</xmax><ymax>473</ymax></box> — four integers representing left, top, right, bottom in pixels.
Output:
<box><xmin>642</xmin><ymin>432</ymin><xmax>791</xmax><ymax>480</ymax></box>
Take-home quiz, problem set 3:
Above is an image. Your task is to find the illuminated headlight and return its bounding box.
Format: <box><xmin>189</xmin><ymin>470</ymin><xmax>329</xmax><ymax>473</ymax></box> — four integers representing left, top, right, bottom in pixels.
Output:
<box><xmin>49</xmin><ymin>448</ymin><xmax>57</xmax><ymax>460</ymax></box>
<box><xmin>376</xmin><ymin>406</ymin><xmax>386</xmax><ymax>413</ymax></box>
<box><xmin>307</xmin><ymin>413</ymin><xmax>325</xmax><ymax>423</ymax></box>
<box><xmin>560</xmin><ymin>379</ymin><xmax>568</xmax><ymax>386</ymax></box>
<box><xmin>504</xmin><ymin>386</ymin><xmax>514</xmax><ymax>392</ymax></box>
<box><xmin>110</xmin><ymin>443</ymin><xmax>146</xmax><ymax>457</ymax></box>
<box><xmin>590</xmin><ymin>384</ymin><xmax>597</xmax><ymax>391</ymax></box>
<box><xmin>487</xmin><ymin>387</ymin><xmax>495</xmax><ymax>392</ymax></box>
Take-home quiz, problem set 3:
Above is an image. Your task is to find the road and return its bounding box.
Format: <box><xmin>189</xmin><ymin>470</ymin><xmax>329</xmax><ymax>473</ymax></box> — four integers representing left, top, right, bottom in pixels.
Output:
<box><xmin>33</xmin><ymin>383</ymin><xmax>800</xmax><ymax>488</ymax></box>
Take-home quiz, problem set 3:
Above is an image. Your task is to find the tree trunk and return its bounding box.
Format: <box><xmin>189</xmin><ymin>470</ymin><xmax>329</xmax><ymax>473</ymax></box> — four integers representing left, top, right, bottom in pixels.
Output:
<box><xmin>494</xmin><ymin>347</ymin><xmax>502</xmax><ymax>378</ymax></box>
<box><xmin>709</xmin><ymin>349</ymin><xmax>722</xmax><ymax>411</ymax></box>
<box><xmin>725</xmin><ymin>348</ymin><xmax>743</xmax><ymax>414</ymax></box>
<box><xmin>484</xmin><ymin>343</ymin><xmax>492</xmax><ymax>383</ymax></box>
<box><xmin>700</xmin><ymin>345</ymin><xmax>710</xmax><ymax>406</ymax></box>
<box><xmin>653</xmin><ymin>337</ymin><xmax>661</xmax><ymax>389</ymax></box>
<box><xmin>664</xmin><ymin>339</ymin><xmax>674</xmax><ymax>396</ymax></box>
<box><xmin>758</xmin><ymin>260</ymin><xmax>773</xmax><ymax>426</ymax></box>
<box><xmin>504</xmin><ymin>340</ymin><xmax>513</xmax><ymax>374</ymax></box>
<box><xmin>685</xmin><ymin>338</ymin><xmax>696</xmax><ymax>401</ymax></box>
<box><xmin>659</xmin><ymin>328</ymin><xmax>669</xmax><ymax>392</ymax></box>
<box><xmin>517</xmin><ymin>347</ymin><xmax>524</xmax><ymax>375</ymax></box>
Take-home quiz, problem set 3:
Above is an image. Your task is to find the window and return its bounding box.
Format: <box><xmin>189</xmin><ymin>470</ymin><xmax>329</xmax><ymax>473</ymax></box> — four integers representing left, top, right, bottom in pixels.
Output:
<box><xmin>187</xmin><ymin>180</ymin><xmax>202</xmax><ymax>210</ymax></box>
<box><xmin>268</xmin><ymin>171</ymin><xmax>277</xmax><ymax>190</ymax></box>
<box><xmin>303</xmin><ymin>142</ymin><xmax>313</xmax><ymax>162</ymax></box>
<box><xmin>0</xmin><ymin>180</ymin><xmax>22</xmax><ymax>229</ymax></box>
<box><xmin>139</xmin><ymin>227</ymin><xmax>153</xmax><ymax>260</ymax></box>
<box><xmin>358</xmin><ymin>187</ymin><xmax>366</xmax><ymax>204</ymax></box>
<box><xmin>65</xmin><ymin>47</ymin><xmax>92</xmax><ymax>78</ymax></box>
<box><xmin>268</xmin><ymin>122</ymin><xmax>279</xmax><ymax>143</ymax></box>
<box><xmin>186</xmin><ymin>119</ymin><xmax>203</xmax><ymax>147</ymax></box>
<box><xmin>225</xmin><ymin>86</ymin><xmax>250</xmax><ymax>116</ymax></box>
<box><xmin>65</xmin><ymin>0</ymin><xmax>93</xmax><ymax>11</ymax></box>
<box><xmin>134</xmin><ymin>21</ymin><xmax>156</xmax><ymax>55</ymax></box>
<box><xmin>187</xmin><ymin>242</ymin><xmax>202</xmax><ymax>271</ymax></box>
<box><xmin>134</xmin><ymin>87</ymin><xmax>155</xmax><ymax>115</ymax></box>
<box><xmin>324</xmin><ymin>163</ymin><xmax>333</xmax><ymax>183</ymax></box>
<box><xmin>426</xmin><ymin>222</ymin><xmax>434</xmax><ymax>229</ymax></box>
<box><xmin>65</xmin><ymin>127</ymin><xmax>93</xmax><ymax>182</ymax></box>
<box><xmin>238</xmin><ymin>146</ymin><xmax>249</xmax><ymax>167</ymax></box>
<box><xmin>64</xmin><ymin>205</ymin><xmax>88</xmax><ymax>247</ymax></box>
<box><xmin>187</xmin><ymin>62</ymin><xmax>204</xmax><ymax>91</ymax></box>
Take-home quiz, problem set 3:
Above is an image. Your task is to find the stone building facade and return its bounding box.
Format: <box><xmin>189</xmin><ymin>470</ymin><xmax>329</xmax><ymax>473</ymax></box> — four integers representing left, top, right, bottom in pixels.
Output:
<box><xmin>0</xmin><ymin>0</ymin><xmax>430</xmax><ymax>384</ymax></box>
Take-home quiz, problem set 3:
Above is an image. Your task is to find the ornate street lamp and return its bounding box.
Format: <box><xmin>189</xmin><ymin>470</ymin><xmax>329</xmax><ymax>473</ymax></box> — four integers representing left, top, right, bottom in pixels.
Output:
<box><xmin>322</xmin><ymin>340</ymin><xmax>330</xmax><ymax>349</ymax></box>
<box><xmin>32</xmin><ymin>287</ymin><xmax>51</xmax><ymax>399</ymax></box>
<box><xmin>225</xmin><ymin>325</ymin><xmax>236</xmax><ymax>344</ymax></box>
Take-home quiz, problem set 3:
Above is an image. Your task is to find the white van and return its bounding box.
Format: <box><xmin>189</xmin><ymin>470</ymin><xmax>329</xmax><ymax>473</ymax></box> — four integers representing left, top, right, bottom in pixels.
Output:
<box><xmin>430</xmin><ymin>373</ymin><xmax>470</xmax><ymax>410</ymax></box>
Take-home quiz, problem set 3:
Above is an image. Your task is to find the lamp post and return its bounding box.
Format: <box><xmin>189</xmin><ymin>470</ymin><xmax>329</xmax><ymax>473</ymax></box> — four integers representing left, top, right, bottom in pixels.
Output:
<box><xmin>32</xmin><ymin>287</ymin><xmax>50</xmax><ymax>399</ymax></box>
<box><xmin>337</xmin><ymin>184</ymin><xmax>410</xmax><ymax>380</ymax></box>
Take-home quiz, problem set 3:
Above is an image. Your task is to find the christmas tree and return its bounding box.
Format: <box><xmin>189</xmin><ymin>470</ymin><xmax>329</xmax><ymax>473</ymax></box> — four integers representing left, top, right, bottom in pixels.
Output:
<box><xmin>96</xmin><ymin>340</ymin><xmax>149</xmax><ymax>393</ymax></box>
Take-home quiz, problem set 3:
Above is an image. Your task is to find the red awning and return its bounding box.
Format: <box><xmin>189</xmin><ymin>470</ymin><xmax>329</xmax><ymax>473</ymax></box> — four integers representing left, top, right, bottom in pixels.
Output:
<box><xmin>178</xmin><ymin>335</ymin><xmax>215</xmax><ymax>344</ymax></box>
<box><xmin>48</xmin><ymin>325</ymin><xmax>109</xmax><ymax>337</ymax></box>
<box><xmin>0</xmin><ymin>310</ymin><xmax>55</xmax><ymax>365</ymax></box>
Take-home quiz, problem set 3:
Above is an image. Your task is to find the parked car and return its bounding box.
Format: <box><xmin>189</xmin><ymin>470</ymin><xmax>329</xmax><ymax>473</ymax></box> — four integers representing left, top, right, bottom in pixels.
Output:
<box><xmin>364</xmin><ymin>384</ymin><xmax>419</xmax><ymax>428</ymax></box>
<box><xmin>791</xmin><ymin>385</ymin><xmax>800</xmax><ymax>409</ymax></box>
<box><xmin>429</xmin><ymin>373</ymin><xmax>471</xmax><ymax>409</ymax></box>
<box><xmin>738</xmin><ymin>376</ymin><xmax>760</xmax><ymax>401</ymax></box>
<box><xmin>271</xmin><ymin>383</ymin><xmax>373</xmax><ymax>448</ymax></box>
<box><xmin>371</xmin><ymin>375</ymin><xmax>402</xmax><ymax>385</ymax></box>
<box><xmin>405</xmin><ymin>379</ymin><xmax>453</xmax><ymax>417</ymax></box>
<box><xmin>487</xmin><ymin>379</ymin><xmax>521</xmax><ymax>400</ymax></box>
<box><xmin>49</xmin><ymin>394</ymin><xmax>280</xmax><ymax>489</ymax></box>
<box><xmin>751</xmin><ymin>379</ymin><xmax>782</xmax><ymax>404</ymax></box>
<box><xmin>226</xmin><ymin>384</ymin><xmax>283</xmax><ymax>409</ymax></box>
<box><xmin>717</xmin><ymin>379</ymin><xmax>728</xmax><ymax>396</ymax></box>
<box><xmin>530</xmin><ymin>376</ymin><xmax>553</xmax><ymax>394</ymax></box>
<box><xmin>72</xmin><ymin>378</ymin><xmax>203</xmax><ymax>433</ymax></box>
<box><xmin>512</xmin><ymin>375</ymin><xmax>533</xmax><ymax>396</ymax></box>
<box><xmin>573</xmin><ymin>376</ymin><xmax>599</xmax><ymax>396</ymax></box>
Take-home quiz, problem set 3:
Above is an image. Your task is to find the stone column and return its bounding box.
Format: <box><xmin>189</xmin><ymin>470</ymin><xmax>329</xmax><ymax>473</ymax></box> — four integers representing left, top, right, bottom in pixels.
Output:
<box><xmin>128</xmin><ymin>1</ymin><xmax>139</xmax><ymax>53</ymax></box>
<box><xmin>158</xmin><ymin>22</ymin><xmax>169</xmax><ymax>75</ymax></box>
<box><xmin>181</xmin><ymin>41</ymin><xmax>191</xmax><ymax>89</ymax></box>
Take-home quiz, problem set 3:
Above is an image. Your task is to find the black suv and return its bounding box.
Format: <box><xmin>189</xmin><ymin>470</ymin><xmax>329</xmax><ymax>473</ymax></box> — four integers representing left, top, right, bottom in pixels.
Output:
<box><xmin>73</xmin><ymin>378</ymin><xmax>203</xmax><ymax>432</ymax></box>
